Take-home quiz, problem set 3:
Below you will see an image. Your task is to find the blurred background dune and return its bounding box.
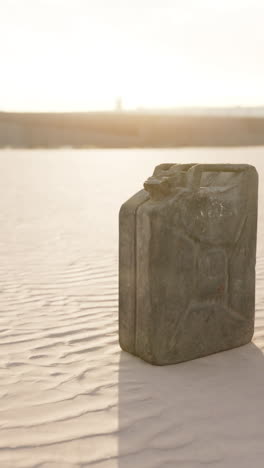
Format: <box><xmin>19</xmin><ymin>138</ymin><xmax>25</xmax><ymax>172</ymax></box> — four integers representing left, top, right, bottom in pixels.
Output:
<box><xmin>2</xmin><ymin>0</ymin><xmax>264</xmax><ymax>147</ymax></box>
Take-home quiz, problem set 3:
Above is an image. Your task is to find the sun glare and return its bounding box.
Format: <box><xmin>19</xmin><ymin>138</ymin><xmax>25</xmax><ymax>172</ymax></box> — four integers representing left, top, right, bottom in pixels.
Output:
<box><xmin>1</xmin><ymin>0</ymin><xmax>264</xmax><ymax>111</ymax></box>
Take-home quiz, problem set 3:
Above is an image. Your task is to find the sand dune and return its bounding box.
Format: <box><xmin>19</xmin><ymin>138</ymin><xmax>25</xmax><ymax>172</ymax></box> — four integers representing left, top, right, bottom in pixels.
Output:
<box><xmin>2</xmin><ymin>112</ymin><xmax>264</xmax><ymax>149</ymax></box>
<box><xmin>0</xmin><ymin>148</ymin><xmax>264</xmax><ymax>467</ymax></box>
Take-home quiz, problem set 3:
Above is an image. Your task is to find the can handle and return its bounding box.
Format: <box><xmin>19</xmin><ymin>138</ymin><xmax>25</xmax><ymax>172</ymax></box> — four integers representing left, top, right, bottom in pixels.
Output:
<box><xmin>187</xmin><ymin>164</ymin><xmax>248</xmax><ymax>190</ymax></box>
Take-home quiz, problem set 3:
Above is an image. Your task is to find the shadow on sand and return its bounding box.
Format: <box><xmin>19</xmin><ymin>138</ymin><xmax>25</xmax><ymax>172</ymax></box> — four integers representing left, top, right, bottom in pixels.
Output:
<box><xmin>118</xmin><ymin>343</ymin><xmax>264</xmax><ymax>468</ymax></box>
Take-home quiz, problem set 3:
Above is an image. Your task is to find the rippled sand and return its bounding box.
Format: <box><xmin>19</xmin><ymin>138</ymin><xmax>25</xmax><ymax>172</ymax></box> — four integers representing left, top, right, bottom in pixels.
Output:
<box><xmin>0</xmin><ymin>148</ymin><xmax>264</xmax><ymax>468</ymax></box>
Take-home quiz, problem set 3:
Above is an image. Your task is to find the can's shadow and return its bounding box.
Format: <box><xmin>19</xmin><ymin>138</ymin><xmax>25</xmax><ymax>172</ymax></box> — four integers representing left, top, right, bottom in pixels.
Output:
<box><xmin>118</xmin><ymin>342</ymin><xmax>264</xmax><ymax>468</ymax></box>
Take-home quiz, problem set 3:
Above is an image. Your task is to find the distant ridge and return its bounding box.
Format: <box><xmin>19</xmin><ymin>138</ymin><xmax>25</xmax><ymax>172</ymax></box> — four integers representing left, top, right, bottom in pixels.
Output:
<box><xmin>1</xmin><ymin>110</ymin><xmax>264</xmax><ymax>148</ymax></box>
<box><xmin>135</xmin><ymin>106</ymin><xmax>264</xmax><ymax>117</ymax></box>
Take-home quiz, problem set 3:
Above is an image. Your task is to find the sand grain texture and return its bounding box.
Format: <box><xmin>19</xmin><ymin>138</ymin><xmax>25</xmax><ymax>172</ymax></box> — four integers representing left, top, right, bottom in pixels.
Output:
<box><xmin>0</xmin><ymin>148</ymin><xmax>264</xmax><ymax>468</ymax></box>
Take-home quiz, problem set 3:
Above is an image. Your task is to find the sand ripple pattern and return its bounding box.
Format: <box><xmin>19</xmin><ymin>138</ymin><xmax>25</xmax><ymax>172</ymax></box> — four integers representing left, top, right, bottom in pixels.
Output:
<box><xmin>0</xmin><ymin>248</ymin><xmax>119</xmax><ymax>467</ymax></box>
<box><xmin>0</xmin><ymin>149</ymin><xmax>264</xmax><ymax>468</ymax></box>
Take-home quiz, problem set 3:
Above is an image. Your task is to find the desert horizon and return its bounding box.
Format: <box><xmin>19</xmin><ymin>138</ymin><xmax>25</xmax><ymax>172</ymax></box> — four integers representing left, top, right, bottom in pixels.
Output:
<box><xmin>2</xmin><ymin>108</ymin><xmax>264</xmax><ymax>148</ymax></box>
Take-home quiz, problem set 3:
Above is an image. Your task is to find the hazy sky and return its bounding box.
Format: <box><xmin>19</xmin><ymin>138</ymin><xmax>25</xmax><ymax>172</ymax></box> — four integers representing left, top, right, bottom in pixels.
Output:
<box><xmin>1</xmin><ymin>0</ymin><xmax>264</xmax><ymax>111</ymax></box>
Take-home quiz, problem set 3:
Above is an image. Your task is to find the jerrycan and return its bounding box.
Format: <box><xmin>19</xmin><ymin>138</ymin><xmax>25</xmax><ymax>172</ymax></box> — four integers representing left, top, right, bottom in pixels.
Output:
<box><xmin>119</xmin><ymin>163</ymin><xmax>258</xmax><ymax>365</ymax></box>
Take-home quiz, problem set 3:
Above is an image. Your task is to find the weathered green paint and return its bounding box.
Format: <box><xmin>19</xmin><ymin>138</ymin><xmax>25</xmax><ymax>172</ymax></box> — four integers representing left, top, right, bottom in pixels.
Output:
<box><xmin>119</xmin><ymin>163</ymin><xmax>258</xmax><ymax>365</ymax></box>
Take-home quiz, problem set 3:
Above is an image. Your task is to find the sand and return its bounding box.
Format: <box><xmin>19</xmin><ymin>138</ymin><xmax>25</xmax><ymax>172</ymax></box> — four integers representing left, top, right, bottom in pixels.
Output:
<box><xmin>0</xmin><ymin>147</ymin><xmax>264</xmax><ymax>468</ymax></box>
